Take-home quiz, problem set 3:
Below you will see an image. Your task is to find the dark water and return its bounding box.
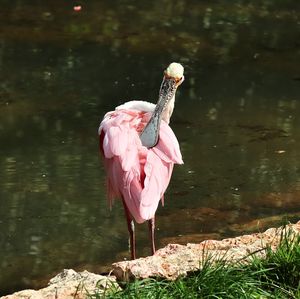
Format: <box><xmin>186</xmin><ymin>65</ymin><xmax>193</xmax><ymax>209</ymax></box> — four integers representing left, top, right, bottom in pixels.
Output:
<box><xmin>1</xmin><ymin>0</ymin><xmax>300</xmax><ymax>295</ymax></box>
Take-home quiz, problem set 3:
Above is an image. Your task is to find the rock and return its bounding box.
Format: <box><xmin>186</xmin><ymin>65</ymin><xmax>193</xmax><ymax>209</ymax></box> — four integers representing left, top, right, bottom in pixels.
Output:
<box><xmin>1</xmin><ymin>269</ymin><xmax>120</xmax><ymax>299</ymax></box>
<box><xmin>3</xmin><ymin>221</ymin><xmax>300</xmax><ymax>297</ymax></box>
<box><xmin>112</xmin><ymin>221</ymin><xmax>300</xmax><ymax>281</ymax></box>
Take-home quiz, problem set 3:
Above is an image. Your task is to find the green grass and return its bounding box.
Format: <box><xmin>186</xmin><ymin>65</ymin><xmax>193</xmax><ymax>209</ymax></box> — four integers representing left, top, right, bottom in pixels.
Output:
<box><xmin>90</xmin><ymin>229</ymin><xmax>300</xmax><ymax>299</ymax></box>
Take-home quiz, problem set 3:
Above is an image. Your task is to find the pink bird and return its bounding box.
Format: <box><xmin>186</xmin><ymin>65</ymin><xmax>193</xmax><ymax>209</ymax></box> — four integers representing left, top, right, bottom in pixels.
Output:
<box><xmin>98</xmin><ymin>62</ymin><xmax>184</xmax><ymax>259</ymax></box>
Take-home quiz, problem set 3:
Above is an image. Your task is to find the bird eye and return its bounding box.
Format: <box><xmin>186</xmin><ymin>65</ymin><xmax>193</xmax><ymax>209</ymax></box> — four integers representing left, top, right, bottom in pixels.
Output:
<box><xmin>176</xmin><ymin>76</ymin><xmax>184</xmax><ymax>85</ymax></box>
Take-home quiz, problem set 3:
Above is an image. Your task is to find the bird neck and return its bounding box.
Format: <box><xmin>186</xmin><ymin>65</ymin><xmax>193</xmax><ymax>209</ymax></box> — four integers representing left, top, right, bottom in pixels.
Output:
<box><xmin>139</xmin><ymin>82</ymin><xmax>177</xmax><ymax>148</ymax></box>
<box><xmin>161</xmin><ymin>95</ymin><xmax>175</xmax><ymax>124</ymax></box>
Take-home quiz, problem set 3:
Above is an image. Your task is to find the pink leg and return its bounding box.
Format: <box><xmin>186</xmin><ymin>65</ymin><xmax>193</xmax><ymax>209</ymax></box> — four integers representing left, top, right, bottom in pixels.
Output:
<box><xmin>122</xmin><ymin>199</ymin><xmax>136</xmax><ymax>260</ymax></box>
<box><xmin>148</xmin><ymin>217</ymin><xmax>156</xmax><ymax>255</ymax></box>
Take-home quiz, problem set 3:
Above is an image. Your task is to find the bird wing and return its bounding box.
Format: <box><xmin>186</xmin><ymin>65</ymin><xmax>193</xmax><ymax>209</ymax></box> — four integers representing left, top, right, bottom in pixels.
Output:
<box><xmin>152</xmin><ymin>121</ymin><xmax>183</xmax><ymax>165</ymax></box>
<box><xmin>139</xmin><ymin>151</ymin><xmax>173</xmax><ymax>220</ymax></box>
<box><xmin>99</xmin><ymin>109</ymin><xmax>183</xmax><ymax>223</ymax></box>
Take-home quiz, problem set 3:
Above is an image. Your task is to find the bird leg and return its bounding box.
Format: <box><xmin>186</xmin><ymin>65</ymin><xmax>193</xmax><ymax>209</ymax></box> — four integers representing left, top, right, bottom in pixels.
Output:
<box><xmin>148</xmin><ymin>217</ymin><xmax>156</xmax><ymax>255</ymax></box>
<box><xmin>122</xmin><ymin>199</ymin><xmax>136</xmax><ymax>260</ymax></box>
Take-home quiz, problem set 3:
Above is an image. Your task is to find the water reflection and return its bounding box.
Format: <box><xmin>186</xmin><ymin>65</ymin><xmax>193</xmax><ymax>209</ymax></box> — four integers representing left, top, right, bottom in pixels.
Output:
<box><xmin>0</xmin><ymin>0</ymin><xmax>300</xmax><ymax>295</ymax></box>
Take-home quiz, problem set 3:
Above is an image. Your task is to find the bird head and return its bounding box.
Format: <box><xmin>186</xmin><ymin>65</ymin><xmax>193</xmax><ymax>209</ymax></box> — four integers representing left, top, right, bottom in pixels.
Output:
<box><xmin>140</xmin><ymin>62</ymin><xmax>184</xmax><ymax>148</ymax></box>
<box><xmin>164</xmin><ymin>62</ymin><xmax>185</xmax><ymax>88</ymax></box>
<box><xmin>157</xmin><ymin>62</ymin><xmax>184</xmax><ymax>121</ymax></box>
<box><xmin>155</xmin><ymin>63</ymin><xmax>184</xmax><ymax>115</ymax></box>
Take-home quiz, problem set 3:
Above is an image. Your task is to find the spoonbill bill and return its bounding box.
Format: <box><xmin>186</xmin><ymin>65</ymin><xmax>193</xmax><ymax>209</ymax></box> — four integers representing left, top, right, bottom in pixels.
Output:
<box><xmin>98</xmin><ymin>62</ymin><xmax>184</xmax><ymax>259</ymax></box>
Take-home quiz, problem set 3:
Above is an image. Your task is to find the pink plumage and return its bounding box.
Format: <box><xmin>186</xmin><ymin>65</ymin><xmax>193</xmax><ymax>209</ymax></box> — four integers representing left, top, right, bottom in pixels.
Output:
<box><xmin>99</xmin><ymin>63</ymin><xmax>184</xmax><ymax>259</ymax></box>
<box><xmin>99</xmin><ymin>101</ymin><xmax>183</xmax><ymax>224</ymax></box>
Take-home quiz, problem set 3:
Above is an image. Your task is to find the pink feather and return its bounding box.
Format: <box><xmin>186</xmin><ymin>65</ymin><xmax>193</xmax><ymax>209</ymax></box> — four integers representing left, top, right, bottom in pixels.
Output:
<box><xmin>99</xmin><ymin>103</ymin><xmax>183</xmax><ymax>224</ymax></box>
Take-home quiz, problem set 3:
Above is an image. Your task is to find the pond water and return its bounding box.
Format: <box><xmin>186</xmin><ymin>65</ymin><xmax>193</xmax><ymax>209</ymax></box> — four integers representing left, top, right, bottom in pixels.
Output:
<box><xmin>0</xmin><ymin>0</ymin><xmax>300</xmax><ymax>295</ymax></box>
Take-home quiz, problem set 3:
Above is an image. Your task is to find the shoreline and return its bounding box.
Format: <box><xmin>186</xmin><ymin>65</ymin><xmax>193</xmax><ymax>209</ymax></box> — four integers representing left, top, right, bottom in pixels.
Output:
<box><xmin>2</xmin><ymin>220</ymin><xmax>299</xmax><ymax>299</ymax></box>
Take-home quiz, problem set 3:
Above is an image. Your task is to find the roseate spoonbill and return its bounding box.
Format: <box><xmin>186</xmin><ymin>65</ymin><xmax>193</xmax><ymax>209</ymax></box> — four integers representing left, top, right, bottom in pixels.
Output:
<box><xmin>98</xmin><ymin>62</ymin><xmax>184</xmax><ymax>259</ymax></box>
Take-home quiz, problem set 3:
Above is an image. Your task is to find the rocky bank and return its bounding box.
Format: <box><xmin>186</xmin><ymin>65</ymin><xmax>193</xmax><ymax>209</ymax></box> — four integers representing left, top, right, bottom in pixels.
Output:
<box><xmin>2</xmin><ymin>220</ymin><xmax>300</xmax><ymax>299</ymax></box>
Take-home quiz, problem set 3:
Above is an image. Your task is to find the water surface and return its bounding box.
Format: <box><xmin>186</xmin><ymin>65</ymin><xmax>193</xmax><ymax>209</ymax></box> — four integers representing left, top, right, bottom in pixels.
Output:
<box><xmin>0</xmin><ymin>0</ymin><xmax>300</xmax><ymax>295</ymax></box>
